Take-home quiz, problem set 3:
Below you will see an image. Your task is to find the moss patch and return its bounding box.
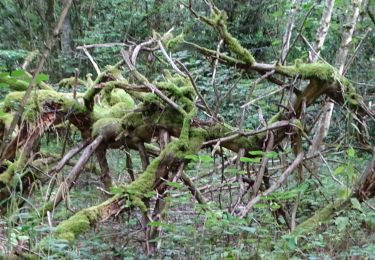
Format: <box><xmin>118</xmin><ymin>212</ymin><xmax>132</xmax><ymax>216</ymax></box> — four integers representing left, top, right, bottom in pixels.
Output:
<box><xmin>55</xmin><ymin>208</ymin><xmax>100</xmax><ymax>243</ymax></box>
<box><xmin>201</xmin><ymin>9</ymin><xmax>256</xmax><ymax>65</ymax></box>
<box><xmin>2</xmin><ymin>90</ymin><xmax>85</xmax><ymax>122</ymax></box>
<box><xmin>276</xmin><ymin>62</ymin><xmax>336</xmax><ymax>81</ymax></box>
<box><xmin>92</xmin><ymin>117</ymin><xmax>122</xmax><ymax>140</ymax></box>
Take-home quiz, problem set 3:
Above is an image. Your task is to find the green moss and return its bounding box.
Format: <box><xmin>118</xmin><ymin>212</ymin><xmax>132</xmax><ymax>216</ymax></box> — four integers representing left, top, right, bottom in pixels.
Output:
<box><xmin>93</xmin><ymin>102</ymin><xmax>133</xmax><ymax>120</ymax></box>
<box><xmin>276</xmin><ymin>62</ymin><xmax>336</xmax><ymax>81</ymax></box>
<box><xmin>0</xmin><ymin>169</ymin><xmax>12</xmax><ymax>185</ymax></box>
<box><xmin>58</xmin><ymin>77</ymin><xmax>87</xmax><ymax>88</ymax></box>
<box><xmin>143</xmin><ymin>93</ymin><xmax>160</xmax><ymax>105</ymax></box>
<box><xmin>0</xmin><ymin>150</ymin><xmax>28</xmax><ymax>188</ymax></box>
<box><xmin>55</xmin><ymin>208</ymin><xmax>100</xmax><ymax>243</ymax></box>
<box><xmin>123</xmin><ymin>107</ymin><xmax>205</xmax><ymax>212</ymax></box>
<box><xmin>122</xmin><ymin>112</ymin><xmax>144</xmax><ymax>130</ymax></box>
<box><xmin>165</xmin><ymin>32</ymin><xmax>185</xmax><ymax>50</ymax></box>
<box><xmin>127</xmin><ymin>157</ymin><xmax>161</xmax><ymax>195</ymax></box>
<box><xmin>38</xmin><ymin>201</ymin><xmax>54</xmax><ymax>216</ymax></box>
<box><xmin>0</xmin><ymin>109</ymin><xmax>14</xmax><ymax>130</ymax></box>
<box><xmin>204</xmin><ymin>10</ymin><xmax>256</xmax><ymax>65</ymax></box>
<box><xmin>109</xmin><ymin>88</ymin><xmax>134</xmax><ymax>107</ymax></box>
<box><xmin>2</xmin><ymin>90</ymin><xmax>85</xmax><ymax>122</ymax></box>
<box><xmin>130</xmin><ymin>195</ymin><xmax>148</xmax><ymax>212</ymax></box>
<box><xmin>109</xmin><ymin>102</ymin><xmax>132</xmax><ymax>118</ymax></box>
<box><xmin>92</xmin><ymin>117</ymin><xmax>122</xmax><ymax>140</ymax></box>
<box><xmin>154</xmin><ymin>72</ymin><xmax>195</xmax><ymax>113</ymax></box>
<box><xmin>276</xmin><ymin>62</ymin><xmax>363</xmax><ymax>108</ymax></box>
<box><xmin>0</xmin><ymin>76</ymin><xmax>28</xmax><ymax>91</ymax></box>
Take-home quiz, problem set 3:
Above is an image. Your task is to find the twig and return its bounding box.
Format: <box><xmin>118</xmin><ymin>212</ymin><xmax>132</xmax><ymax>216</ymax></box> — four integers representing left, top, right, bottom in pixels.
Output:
<box><xmin>367</xmin><ymin>0</ymin><xmax>375</xmax><ymax>26</ymax></box>
<box><xmin>318</xmin><ymin>151</ymin><xmax>344</xmax><ymax>186</ymax></box>
<box><xmin>238</xmin><ymin>153</ymin><xmax>304</xmax><ymax>217</ymax></box>
<box><xmin>252</xmin><ymin>132</ymin><xmax>274</xmax><ymax>197</ymax></box>
<box><xmin>203</xmin><ymin>120</ymin><xmax>290</xmax><ymax>146</ymax></box>
<box><xmin>283</xmin><ymin>3</ymin><xmax>316</xmax><ymax>63</ymax></box>
<box><xmin>175</xmin><ymin>59</ymin><xmax>215</xmax><ymax>118</ymax></box>
<box><xmin>81</xmin><ymin>47</ymin><xmax>101</xmax><ymax>75</ymax></box>
<box><xmin>50</xmin><ymin>135</ymin><xmax>104</xmax><ymax>211</ymax></box>
<box><xmin>343</xmin><ymin>28</ymin><xmax>372</xmax><ymax>75</ymax></box>
<box><xmin>212</xmin><ymin>39</ymin><xmax>224</xmax><ymax>114</ymax></box>
<box><xmin>241</xmin><ymin>73</ymin><xmax>280</xmax><ymax>109</ymax></box>
<box><xmin>157</xmin><ymin>40</ymin><xmax>186</xmax><ymax>77</ymax></box>
<box><xmin>131</xmin><ymin>37</ymin><xmax>156</xmax><ymax>66</ymax></box>
<box><xmin>121</xmin><ymin>49</ymin><xmax>187</xmax><ymax>116</ymax></box>
<box><xmin>181</xmin><ymin>172</ymin><xmax>207</xmax><ymax>204</ymax></box>
<box><xmin>76</xmin><ymin>42</ymin><xmax>129</xmax><ymax>49</ymax></box>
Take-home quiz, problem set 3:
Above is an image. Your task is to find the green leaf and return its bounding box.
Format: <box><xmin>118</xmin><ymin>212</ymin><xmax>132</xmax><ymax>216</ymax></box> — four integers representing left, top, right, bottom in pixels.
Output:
<box><xmin>35</xmin><ymin>73</ymin><xmax>49</xmax><ymax>84</ymax></box>
<box><xmin>347</xmin><ymin>147</ymin><xmax>355</xmax><ymax>157</ymax></box>
<box><xmin>185</xmin><ymin>154</ymin><xmax>199</xmax><ymax>161</ymax></box>
<box><xmin>145</xmin><ymin>191</ymin><xmax>157</xmax><ymax>198</ymax></box>
<box><xmin>286</xmin><ymin>235</ymin><xmax>298</xmax><ymax>250</ymax></box>
<box><xmin>334</xmin><ymin>165</ymin><xmax>345</xmax><ymax>175</ymax></box>
<box><xmin>265</xmin><ymin>151</ymin><xmax>278</xmax><ymax>159</ymax></box>
<box><xmin>11</xmin><ymin>69</ymin><xmax>27</xmax><ymax>77</ymax></box>
<box><xmin>334</xmin><ymin>216</ymin><xmax>349</xmax><ymax>231</ymax></box>
<box><xmin>0</xmin><ymin>83</ymin><xmax>9</xmax><ymax>88</ymax></box>
<box><xmin>253</xmin><ymin>203</ymin><xmax>268</xmax><ymax>209</ymax></box>
<box><xmin>166</xmin><ymin>181</ymin><xmax>183</xmax><ymax>189</ymax></box>
<box><xmin>110</xmin><ymin>187</ymin><xmax>123</xmax><ymax>195</ymax></box>
<box><xmin>238</xmin><ymin>226</ymin><xmax>256</xmax><ymax>233</ymax></box>
<box><xmin>240</xmin><ymin>157</ymin><xmax>261</xmax><ymax>163</ymax></box>
<box><xmin>248</xmin><ymin>150</ymin><xmax>263</xmax><ymax>156</ymax></box>
<box><xmin>270</xmin><ymin>202</ymin><xmax>281</xmax><ymax>210</ymax></box>
<box><xmin>350</xmin><ymin>198</ymin><xmax>362</xmax><ymax>212</ymax></box>
<box><xmin>148</xmin><ymin>221</ymin><xmax>163</xmax><ymax>227</ymax></box>
<box><xmin>200</xmin><ymin>154</ymin><xmax>213</xmax><ymax>163</ymax></box>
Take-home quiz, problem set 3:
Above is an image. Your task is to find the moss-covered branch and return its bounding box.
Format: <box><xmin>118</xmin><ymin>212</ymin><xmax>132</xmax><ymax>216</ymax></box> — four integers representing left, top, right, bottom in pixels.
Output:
<box><xmin>198</xmin><ymin>7</ymin><xmax>256</xmax><ymax>65</ymax></box>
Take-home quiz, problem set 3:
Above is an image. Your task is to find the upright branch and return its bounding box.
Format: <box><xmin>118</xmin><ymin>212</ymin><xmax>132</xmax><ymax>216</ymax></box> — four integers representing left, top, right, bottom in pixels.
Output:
<box><xmin>310</xmin><ymin>0</ymin><xmax>335</xmax><ymax>62</ymax></box>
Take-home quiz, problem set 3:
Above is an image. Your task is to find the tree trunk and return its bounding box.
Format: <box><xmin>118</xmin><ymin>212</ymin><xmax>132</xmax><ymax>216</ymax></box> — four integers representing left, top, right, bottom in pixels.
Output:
<box><xmin>310</xmin><ymin>0</ymin><xmax>362</xmax><ymax>155</ymax></box>
<box><xmin>309</xmin><ymin>0</ymin><xmax>335</xmax><ymax>62</ymax></box>
<box><xmin>280</xmin><ymin>0</ymin><xmax>297</xmax><ymax>64</ymax></box>
<box><xmin>60</xmin><ymin>0</ymin><xmax>73</xmax><ymax>57</ymax></box>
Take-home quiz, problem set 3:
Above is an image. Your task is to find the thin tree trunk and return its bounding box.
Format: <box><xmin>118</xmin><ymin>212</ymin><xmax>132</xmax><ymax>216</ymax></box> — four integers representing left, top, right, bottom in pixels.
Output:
<box><xmin>310</xmin><ymin>0</ymin><xmax>362</xmax><ymax>155</ymax></box>
<box><xmin>61</xmin><ymin>0</ymin><xmax>73</xmax><ymax>57</ymax></box>
<box><xmin>280</xmin><ymin>0</ymin><xmax>297</xmax><ymax>64</ymax></box>
<box><xmin>309</xmin><ymin>0</ymin><xmax>335</xmax><ymax>62</ymax></box>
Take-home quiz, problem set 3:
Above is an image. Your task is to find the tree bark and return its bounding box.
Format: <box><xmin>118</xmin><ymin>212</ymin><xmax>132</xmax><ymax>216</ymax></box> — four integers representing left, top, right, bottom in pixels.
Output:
<box><xmin>309</xmin><ymin>0</ymin><xmax>335</xmax><ymax>62</ymax></box>
<box><xmin>310</xmin><ymin>0</ymin><xmax>362</xmax><ymax>155</ymax></box>
<box><xmin>60</xmin><ymin>0</ymin><xmax>73</xmax><ymax>57</ymax></box>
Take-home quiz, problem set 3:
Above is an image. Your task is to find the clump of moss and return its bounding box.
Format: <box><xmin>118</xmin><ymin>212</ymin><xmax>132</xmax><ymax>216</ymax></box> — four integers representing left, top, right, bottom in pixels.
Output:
<box><xmin>154</xmin><ymin>72</ymin><xmax>196</xmax><ymax>112</ymax></box>
<box><xmin>0</xmin><ymin>151</ymin><xmax>27</xmax><ymax>188</ymax></box>
<box><xmin>202</xmin><ymin>9</ymin><xmax>256</xmax><ymax>65</ymax></box>
<box><xmin>93</xmin><ymin>102</ymin><xmax>133</xmax><ymax>120</ymax></box>
<box><xmin>276</xmin><ymin>62</ymin><xmax>336</xmax><ymax>81</ymax></box>
<box><xmin>165</xmin><ymin>32</ymin><xmax>185</xmax><ymax>50</ymax></box>
<box><xmin>127</xmin><ymin>157</ymin><xmax>161</xmax><ymax>196</ymax></box>
<box><xmin>38</xmin><ymin>202</ymin><xmax>54</xmax><ymax>216</ymax></box>
<box><xmin>122</xmin><ymin>108</ymin><xmax>205</xmax><ymax>212</ymax></box>
<box><xmin>109</xmin><ymin>88</ymin><xmax>134</xmax><ymax>107</ymax></box>
<box><xmin>58</xmin><ymin>77</ymin><xmax>87</xmax><ymax>88</ymax></box>
<box><xmin>2</xmin><ymin>90</ymin><xmax>85</xmax><ymax>122</ymax></box>
<box><xmin>92</xmin><ymin>117</ymin><xmax>122</xmax><ymax>140</ymax></box>
<box><xmin>0</xmin><ymin>108</ymin><xmax>14</xmax><ymax>130</ymax></box>
<box><xmin>55</xmin><ymin>208</ymin><xmax>100</xmax><ymax>243</ymax></box>
<box><xmin>122</xmin><ymin>112</ymin><xmax>144</xmax><ymax>130</ymax></box>
<box><xmin>0</xmin><ymin>169</ymin><xmax>12</xmax><ymax>186</ymax></box>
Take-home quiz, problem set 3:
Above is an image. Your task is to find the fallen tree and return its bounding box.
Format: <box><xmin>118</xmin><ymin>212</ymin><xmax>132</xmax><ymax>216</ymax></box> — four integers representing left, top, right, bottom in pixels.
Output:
<box><xmin>0</xmin><ymin>1</ymin><xmax>373</xmax><ymax>257</ymax></box>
